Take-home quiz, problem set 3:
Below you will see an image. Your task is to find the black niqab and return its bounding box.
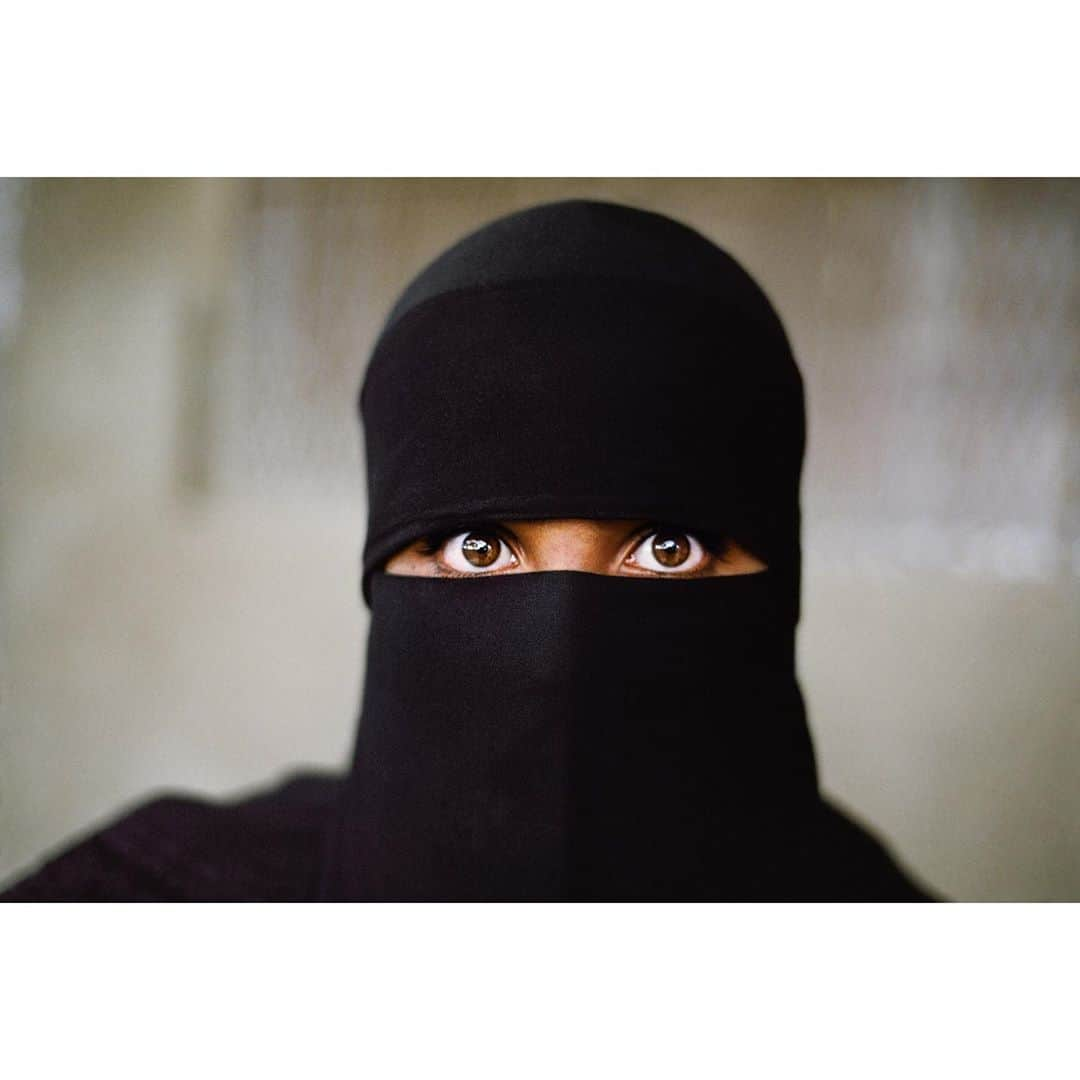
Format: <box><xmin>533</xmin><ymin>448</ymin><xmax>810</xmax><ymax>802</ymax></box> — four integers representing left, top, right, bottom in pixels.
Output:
<box><xmin>319</xmin><ymin>199</ymin><xmax>928</xmax><ymax>901</ymax></box>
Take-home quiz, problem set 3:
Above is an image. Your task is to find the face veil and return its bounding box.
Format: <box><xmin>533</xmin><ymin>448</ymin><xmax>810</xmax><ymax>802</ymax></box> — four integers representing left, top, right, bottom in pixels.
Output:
<box><xmin>317</xmin><ymin>199</ymin><xmax>919</xmax><ymax>902</ymax></box>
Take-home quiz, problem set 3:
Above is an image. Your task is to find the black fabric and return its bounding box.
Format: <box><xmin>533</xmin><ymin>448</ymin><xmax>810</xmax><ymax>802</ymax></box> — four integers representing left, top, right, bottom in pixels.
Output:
<box><xmin>2</xmin><ymin>198</ymin><xmax>935</xmax><ymax>902</ymax></box>
<box><xmin>1</xmin><ymin>775</ymin><xmax>339</xmax><ymax>902</ymax></box>
<box><xmin>1</xmin><ymin>775</ymin><xmax>929</xmax><ymax>902</ymax></box>
<box><xmin>323</xmin><ymin>571</ymin><xmax>819</xmax><ymax>900</ymax></box>
<box><xmin>381</xmin><ymin>198</ymin><xmax>784</xmax><ymax>340</ymax></box>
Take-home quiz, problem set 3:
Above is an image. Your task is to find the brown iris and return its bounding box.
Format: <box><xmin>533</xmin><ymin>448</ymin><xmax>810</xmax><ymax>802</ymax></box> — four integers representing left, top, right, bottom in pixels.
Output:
<box><xmin>461</xmin><ymin>532</ymin><xmax>501</xmax><ymax>568</ymax></box>
<box><xmin>651</xmin><ymin>531</ymin><xmax>690</xmax><ymax>568</ymax></box>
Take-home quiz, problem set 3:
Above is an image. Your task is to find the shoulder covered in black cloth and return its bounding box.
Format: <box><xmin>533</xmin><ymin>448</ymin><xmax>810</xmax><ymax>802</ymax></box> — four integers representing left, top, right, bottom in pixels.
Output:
<box><xmin>2</xmin><ymin>778</ymin><xmax>937</xmax><ymax>902</ymax></box>
<box><xmin>1</xmin><ymin>773</ymin><xmax>340</xmax><ymax>902</ymax></box>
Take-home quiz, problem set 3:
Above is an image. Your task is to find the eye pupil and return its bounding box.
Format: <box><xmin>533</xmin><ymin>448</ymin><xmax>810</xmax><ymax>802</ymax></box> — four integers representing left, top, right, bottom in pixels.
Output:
<box><xmin>651</xmin><ymin>532</ymin><xmax>690</xmax><ymax>568</ymax></box>
<box><xmin>462</xmin><ymin>533</ymin><xmax>500</xmax><ymax>568</ymax></box>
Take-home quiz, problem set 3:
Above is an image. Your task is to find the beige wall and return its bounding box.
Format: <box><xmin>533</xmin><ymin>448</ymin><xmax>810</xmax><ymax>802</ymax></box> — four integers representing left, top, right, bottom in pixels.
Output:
<box><xmin>1</xmin><ymin>178</ymin><xmax>1077</xmax><ymax>899</ymax></box>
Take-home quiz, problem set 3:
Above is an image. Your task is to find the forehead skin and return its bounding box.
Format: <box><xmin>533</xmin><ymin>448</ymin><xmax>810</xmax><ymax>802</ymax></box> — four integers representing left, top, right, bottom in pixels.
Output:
<box><xmin>384</xmin><ymin>519</ymin><xmax>767</xmax><ymax>577</ymax></box>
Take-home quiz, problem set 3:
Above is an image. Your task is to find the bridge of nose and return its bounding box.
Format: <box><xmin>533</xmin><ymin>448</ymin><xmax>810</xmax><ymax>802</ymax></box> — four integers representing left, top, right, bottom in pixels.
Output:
<box><xmin>515</xmin><ymin>518</ymin><xmax>635</xmax><ymax>573</ymax></box>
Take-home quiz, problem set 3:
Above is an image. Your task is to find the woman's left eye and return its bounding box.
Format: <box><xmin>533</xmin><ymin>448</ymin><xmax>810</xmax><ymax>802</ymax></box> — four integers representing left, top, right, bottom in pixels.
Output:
<box><xmin>624</xmin><ymin>530</ymin><xmax>708</xmax><ymax>574</ymax></box>
<box><xmin>439</xmin><ymin>530</ymin><xmax>518</xmax><ymax>574</ymax></box>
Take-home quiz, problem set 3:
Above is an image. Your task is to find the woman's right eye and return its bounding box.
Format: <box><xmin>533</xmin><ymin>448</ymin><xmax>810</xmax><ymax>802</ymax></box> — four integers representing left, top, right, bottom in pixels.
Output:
<box><xmin>439</xmin><ymin>531</ymin><xmax>518</xmax><ymax>575</ymax></box>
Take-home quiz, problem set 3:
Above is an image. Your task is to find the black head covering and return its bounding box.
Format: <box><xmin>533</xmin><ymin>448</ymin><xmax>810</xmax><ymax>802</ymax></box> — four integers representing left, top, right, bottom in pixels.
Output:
<box><xmin>316</xmin><ymin>199</ymin><xmax>926</xmax><ymax>901</ymax></box>
<box><xmin>359</xmin><ymin>198</ymin><xmax>805</xmax><ymax>613</ymax></box>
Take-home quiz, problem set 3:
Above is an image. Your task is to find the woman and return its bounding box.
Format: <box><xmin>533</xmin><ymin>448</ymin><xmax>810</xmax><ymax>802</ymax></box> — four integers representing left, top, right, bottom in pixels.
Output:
<box><xmin>3</xmin><ymin>198</ymin><xmax>932</xmax><ymax>901</ymax></box>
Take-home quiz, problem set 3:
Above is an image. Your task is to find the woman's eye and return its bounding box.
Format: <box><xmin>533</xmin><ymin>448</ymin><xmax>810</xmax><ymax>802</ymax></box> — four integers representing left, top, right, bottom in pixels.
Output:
<box><xmin>625</xmin><ymin>530</ymin><xmax>708</xmax><ymax>574</ymax></box>
<box><xmin>439</xmin><ymin>531</ymin><xmax>517</xmax><ymax>574</ymax></box>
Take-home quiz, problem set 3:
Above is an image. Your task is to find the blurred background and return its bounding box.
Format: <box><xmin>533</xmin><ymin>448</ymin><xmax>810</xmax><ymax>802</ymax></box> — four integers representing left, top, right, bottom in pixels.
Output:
<box><xmin>0</xmin><ymin>178</ymin><xmax>1076</xmax><ymax>900</ymax></box>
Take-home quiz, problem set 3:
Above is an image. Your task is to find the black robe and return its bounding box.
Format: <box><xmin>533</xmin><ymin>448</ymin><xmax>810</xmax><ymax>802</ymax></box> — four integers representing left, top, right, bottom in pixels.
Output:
<box><xmin>2</xmin><ymin>773</ymin><xmax>934</xmax><ymax>901</ymax></box>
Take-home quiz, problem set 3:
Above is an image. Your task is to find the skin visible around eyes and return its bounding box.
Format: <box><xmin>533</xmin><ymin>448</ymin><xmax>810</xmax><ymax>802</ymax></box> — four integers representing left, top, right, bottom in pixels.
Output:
<box><xmin>384</xmin><ymin>519</ymin><xmax>767</xmax><ymax>579</ymax></box>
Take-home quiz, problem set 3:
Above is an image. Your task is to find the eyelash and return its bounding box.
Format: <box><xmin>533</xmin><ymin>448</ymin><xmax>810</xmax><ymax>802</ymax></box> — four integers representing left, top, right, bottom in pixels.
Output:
<box><xmin>416</xmin><ymin>524</ymin><xmax>515</xmax><ymax>558</ymax></box>
<box><xmin>416</xmin><ymin>524</ymin><xmax>733</xmax><ymax>568</ymax></box>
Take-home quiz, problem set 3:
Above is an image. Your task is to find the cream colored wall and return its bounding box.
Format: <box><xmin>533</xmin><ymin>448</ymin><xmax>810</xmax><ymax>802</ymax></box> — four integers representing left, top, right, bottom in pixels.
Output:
<box><xmin>1</xmin><ymin>178</ymin><xmax>1076</xmax><ymax>899</ymax></box>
